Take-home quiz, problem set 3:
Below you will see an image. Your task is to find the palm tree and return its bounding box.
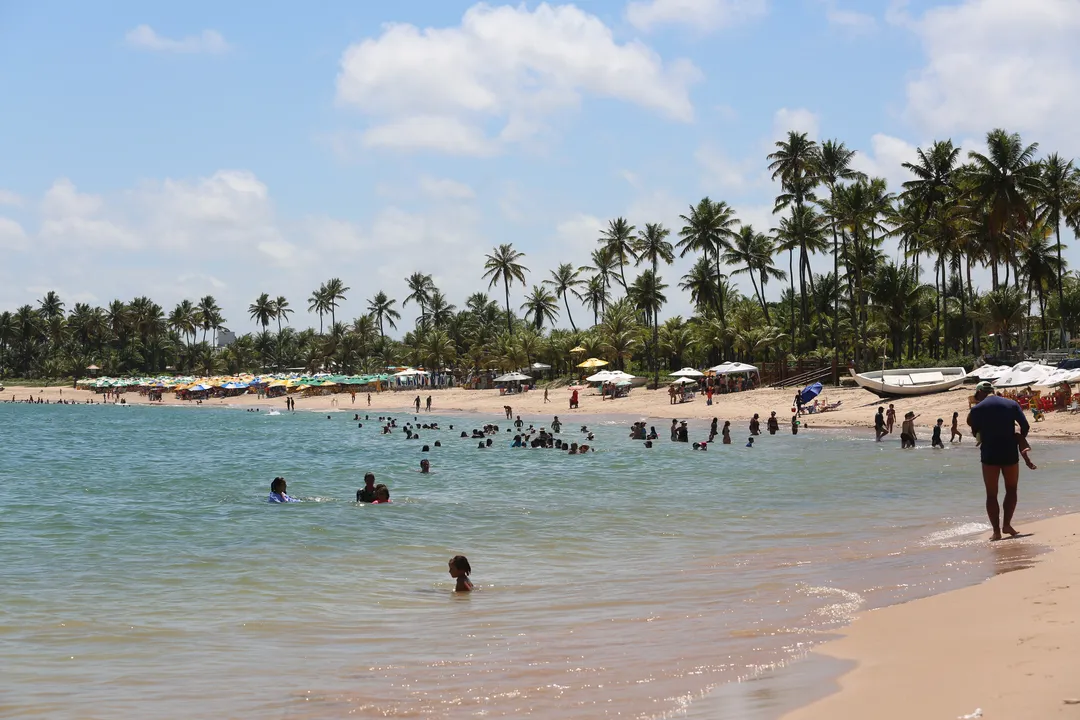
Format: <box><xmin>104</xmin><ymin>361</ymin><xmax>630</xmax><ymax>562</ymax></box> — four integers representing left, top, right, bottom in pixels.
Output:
<box><xmin>579</xmin><ymin>247</ymin><xmax>620</xmax><ymax>317</ymax></box>
<box><xmin>628</xmin><ymin>269</ymin><xmax>668</xmax><ymax>387</ymax></box>
<box><xmin>677</xmin><ymin>197</ymin><xmax>738</xmax><ymax>326</ymax></box>
<box><xmin>1038</xmin><ymin>153</ymin><xmax>1077</xmax><ymax>347</ymax></box>
<box><xmin>634</xmin><ymin>222</ymin><xmax>675</xmax><ymax>275</ymax></box>
<box><xmin>249</xmin><ymin>293</ymin><xmax>275</xmax><ymax>333</ymax></box>
<box><xmin>38</xmin><ymin>291</ymin><xmax>65</xmax><ymax>321</ymax></box>
<box><xmin>195</xmin><ymin>295</ymin><xmax>222</xmax><ymax>346</ymax></box>
<box><xmin>404</xmin><ymin>272</ymin><xmax>435</xmax><ymax>328</ymax></box>
<box><xmin>520</xmin><ymin>285</ymin><xmax>559</xmax><ymax>331</ymax></box>
<box><xmin>817</xmin><ymin>139</ymin><xmax>864</xmax><ymax>364</ymax></box>
<box><xmin>543</xmin><ymin>263</ymin><xmax>584</xmax><ymax>332</ymax></box>
<box><xmin>678</xmin><ymin>256</ymin><xmax>720</xmax><ymax>316</ymax></box>
<box><xmin>426</xmin><ymin>289</ymin><xmax>456</xmax><ymax>329</ymax></box>
<box><xmin>482</xmin><ymin>244</ymin><xmax>528</xmax><ymax>335</ymax></box>
<box><xmin>581</xmin><ymin>275</ymin><xmax>609</xmax><ymax>327</ymax></box>
<box><xmin>322</xmin><ymin>278</ymin><xmax>350</xmax><ymax>328</ymax></box>
<box><xmin>965</xmin><ymin>129</ymin><xmax>1044</xmax><ymax>289</ymax></box>
<box><xmin>723</xmin><ymin>225</ymin><xmax>785</xmax><ymax>323</ymax></box>
<box><xmin>598</xmin><ymin>217</ymin><xmax>638</xmax><ymax>290</ymax></box>
<box><xmin>769</xmin><ymin>131</ymin><xmax>820</xmax><ymax>325</ymax></box>
<box><xmin>367</xmin><ymin>291</ymin><xmax>401</xmax><ymax>339</ymax></box>
<box><xmin>1019</xmin><ymin>224</ymin><xmax>1063</xmax><ymax>350</ymax></box>
<box><xmin>168</xmin><ymin>300</ymin><xmax>198</xmax><ymax>349</ymax></box>
<box><xmin>308</xmin><ymin>284</ymin><xmax>329</xmax><ymax>335</ymax></box>
<box><xmin>774</xmin><ymin>205</ymin><xmax>828</xmax><ymax>348</ymax></box>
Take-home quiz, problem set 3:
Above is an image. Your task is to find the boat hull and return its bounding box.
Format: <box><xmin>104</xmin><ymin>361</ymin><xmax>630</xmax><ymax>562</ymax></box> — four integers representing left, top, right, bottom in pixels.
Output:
<box><xmin>849</xmin><ymin>368</ymin><xmax>967</xmax><ymax>398</ymax></box>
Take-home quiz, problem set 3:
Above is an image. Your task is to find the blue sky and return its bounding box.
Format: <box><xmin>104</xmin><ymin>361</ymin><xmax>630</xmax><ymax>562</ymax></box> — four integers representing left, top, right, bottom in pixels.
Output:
<box><xmin>1</xmin><ymin>0</ymin><xmax>1078</xmax><ymax>334</ymax></box>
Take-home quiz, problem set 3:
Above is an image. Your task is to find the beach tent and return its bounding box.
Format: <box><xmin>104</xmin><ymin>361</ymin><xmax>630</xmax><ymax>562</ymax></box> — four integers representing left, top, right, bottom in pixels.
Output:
<box><xmin>577</xmin><ymin>358</ymin><xmax>609</xmax><ymax>369</ymax></box>
<box><xmin>708</xmin><ymin>361</ymin><xmax>759</xmax><ymax>375</ymax></box>
<box><xmin>394</xmin><ymin>368</ymin><xmax>430</xmax><ymax>377</ymax></box>
<box><xmin>671</xmin><ymin>367</ymin><xmax>704</xmax><ymax>377</ymax></box>
<box><xmin>670</xmin><ymin>377</ymin><xmax>698</xmax><ymax>385</ymax></box>
<box><xmin>800</xmin><ymin>382</ymin><xmax>823</xmax><ymax>403</ymax></box>
<box><xmin>993</xmin><ymin>362</ymin><xmax>1053</xmax><ymax>388</ymax></box>
<box><xmin>494</xmin><ymin>372</ymin><xmax>532</xmax><ymax>382</ymax></box>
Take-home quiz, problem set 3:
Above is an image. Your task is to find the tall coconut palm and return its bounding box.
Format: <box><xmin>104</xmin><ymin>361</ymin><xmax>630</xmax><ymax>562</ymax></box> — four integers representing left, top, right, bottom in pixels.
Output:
<box><xmin>723</xmin><ymin>225</ymin><xmax>785</xmax><ymax>323</ymax></box>
<box><xmin>168</xmin><ymin>299</ymin><xmax>198</xmax><ymax>348</ymax></box>
<box><xmin>404</xmin><ymin>272</ymin><xmax>435</xmax><ymax>329</ymax></box>
<box><xmin>322</xmin><ymin>278</ymin><xmax>349</xmax><ymax>328</ymax></box>
<box><xmin>543</xmin><ymin>263</ymin><xmax>584</xmax><ymax>332</ymax></box>
<box><xmin>426</xmin><ymin>289</ymin><xmax>456</xmax><ymax>329</ymax></box>
<box><xmin>677</xmin><ymin>197</ymin><xmax>737</xmax><ymax>326</ymax></box>
<box><xmin>817</xmin><ymin>139</ymin><xmax>864</xmax><ymax>361</ymax></box>
<box><xmin>581</xmin><ymin>275</ymin><xmax>609</xmax><ymax>327</ymax></box>
<box><xmin>634</xmin><ymin>222</ymin><xmax>675</xmax><ymax>276</ymax></box>
<box><xmin>520</xmin><ymin>285</ymin><xmax>559</xmax><ymax>331</ymax></box>
<box><xmin>482</xmin><ymin>244</ymin><xmax>528</xmax><ymax>335</ymax></box>
<box><xmin>367</xmin><ymin>291</ymin><xmax>401</xmax><ymax>338</ymax></box>
<box><xmin>774</xmin><ymin>205</ymin><xmax>827</xmax><ymax>348</ymax></box>
<box><xmin>678</xmin><ymin>256</ymin><xmax>720</xmax><ymax>316</ymax></box>
<box><xmin>965</xmin><ymin>129</ymin><xmax>1044</xmax><ymax>289</ymax></box>
<box><xmin>579</xmin><ymin>247</ymin><xmax>620</xmax><ymax>317</ymax></box>
<box><xmin>39</xmin><ymin>291</ymin><xmax>65</xmax><ymax>321</ymax></box>
<box><xmin>308</xmin><ymin>284</ymin><xmax>329</xmax><ymax>335</ymax></box>
<box><xmin>598</xmin><ymin>217</ymin><xmax>638</xmax><ymax>291</ymax></box>
<box><xmin>769</xmin><ymin>131</ymin><xmax>820</xmax><ymax>325</ymax></box>
<box><xmin>1037</xmin><ymin>153</ymin><xmax>1077</xmax><ymax>347</ymax></box>
<box><xmin>628</xmin><ymin>268</ymin><xmax>668</xmax><ymax>387</ymax></box>
<box><xmin>249</xmin><ymin>293</ymin><xmax>275</xmax><ymax>333</ymax></box>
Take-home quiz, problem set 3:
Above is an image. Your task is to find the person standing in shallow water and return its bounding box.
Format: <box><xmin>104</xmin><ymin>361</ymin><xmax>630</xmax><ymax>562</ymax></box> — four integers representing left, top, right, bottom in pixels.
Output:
<box><xmin>766</xmin><ymin>412</ymin><xmax>779</xmax><ymax>435</ymax></box>
<box><xmin>886</xmin><ymin>404</ymin><xmax>897</xmax><ymax>434</ymax></box>
<box><xmin>968</xmin><ymin>381</ymin><xmax>1030</xmax><ymax>541</ymax></box>
<box><xmin>414</xmin><ymin>396</ymin><xmax>421</xmax><ymax>413</ymax></box>
<box><xmin>874</xmin><ymin>406</ymin><xmax>886</xmax><ymax>441</ymax></box>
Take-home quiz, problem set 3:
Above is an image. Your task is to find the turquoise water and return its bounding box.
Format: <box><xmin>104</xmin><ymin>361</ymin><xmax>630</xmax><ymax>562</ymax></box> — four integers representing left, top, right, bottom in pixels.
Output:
<box><xmin>2</xmin><ymin>403</ymin><xmax>1078</xmax><ymax>719</ymax></box>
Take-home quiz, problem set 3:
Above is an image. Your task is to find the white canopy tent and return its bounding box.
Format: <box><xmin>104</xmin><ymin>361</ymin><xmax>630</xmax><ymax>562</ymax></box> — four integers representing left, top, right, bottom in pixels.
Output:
<box><xmin>393</xmin><ymin>368</ymin><xmax>430</xmax><ymax>378</ymax></box>
<box><xmin>708</xmin><ymin>361</ymin><xmax>759</xmax><ymax>375</ymax></box>
<box><xmin>494</xmin><ymin>372</ymin><xmax>532</xmax><ymax>382</ymax></box>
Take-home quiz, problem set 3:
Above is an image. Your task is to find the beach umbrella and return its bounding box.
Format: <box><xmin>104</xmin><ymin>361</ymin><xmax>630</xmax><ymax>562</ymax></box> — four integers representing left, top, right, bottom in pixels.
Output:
<box><xmin>576</xmin><ymin>357</ymin><xmax>609</xmax><ymax>369</ymax></box>
<box><xmin>670</xmin><ymin>377</ymin><xmax>697</xmax><ymax>385</ymax></box>
<box><xmin>615</xmin><ymin>380</ymin><xmax>632</xmax><ymax>387</ymax></box>
<box><xmin>494</xmin><ymin>372</ymin><xmax>533</xmax><ymax>382</ymax></box>
<box><xmin>190</xmin><ymin>384</ymin><xmax>211</xmax><ymax>391</ymax></box>
<box><xmin>800</xmin><ymin>382</ymin><xmax>823</xmax><ymax>403</ymax></box>
<box><xmin>585</xmin><ymin>371</ymin><xmax>616</xmax><ymax>382</ymax></box>
<box><xmin>670</xmin><ymin>367</ymin><xmax>704</xmax><ymax>377</ymax></box>
<box><xmin>993</xmin><ymin>361</ymin><xmax>1053</xmax><ymax>388</ymax></box>
<box><xmin>529</xmin><ymin>362</ymin><xmax>552</xmax><ymax>370</ymax></box>
<box><xmin>570</xmin><ymin>346</ymin><xmax>586</xmax><ymax>354</ymax></box>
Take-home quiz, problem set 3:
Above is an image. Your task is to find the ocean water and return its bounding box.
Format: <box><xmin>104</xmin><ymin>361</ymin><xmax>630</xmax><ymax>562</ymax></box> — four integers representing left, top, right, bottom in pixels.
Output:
<box><xmin>2</xmin><ymin>403</ymin><xmax>1078</xmax><ymax>719</ymax></box>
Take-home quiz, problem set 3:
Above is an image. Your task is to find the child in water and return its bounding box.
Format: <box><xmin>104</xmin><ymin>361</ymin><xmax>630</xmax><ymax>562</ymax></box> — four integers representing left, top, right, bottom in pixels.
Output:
<box><xmin>950</xmin><ymin>411</ymin><xmax>963</xmax><ymax>443</ymax></box>
<box><xmin>745</xmin><ymin>437</ymin><xmax>754</xmax><ymax>448</ymax></box>
<box><xmin>268</xmin><ymin>477</ymin><xmax>299</xmax><ymax>503</ymax></box>
<box><xmin>449</xmin><ymin>555</ymin><xmax>473</xmax><ymax>592</ymax></box>
<box><xmin>932</xmin><ymin>418</ymin><xmax>945</xmax><ymax>448</ymax></box>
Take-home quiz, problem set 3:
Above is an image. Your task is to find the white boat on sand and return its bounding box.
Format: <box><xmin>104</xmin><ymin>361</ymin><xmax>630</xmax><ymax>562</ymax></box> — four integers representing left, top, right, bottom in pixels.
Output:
<box><xmin>849</xmin><ymin>367</ymin><xmax>968</xmax><ymax>398</ymax></box>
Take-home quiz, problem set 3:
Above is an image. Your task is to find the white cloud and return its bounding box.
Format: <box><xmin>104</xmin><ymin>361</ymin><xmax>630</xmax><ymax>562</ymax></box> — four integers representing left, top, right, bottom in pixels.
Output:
<box><xmin>820</xmin><ymin>0</ymin><xmax>877</xmax><ymax>33</ymax></box>
<box><xmin>696</xmin><ymin>144</ymin><xmax>751</xmax><ymax>192</ymax></box>
<box><xmin>418</xmin><ymin>176</ymin><xmax>476</xmax><ymax>201</ymax></box>
<box><xmin>772</xmin><ymin>107</ymin><xmax>820</xmax><ymax>140</ymax></box>
<box><xmin>336</xmin><ymin>3</ymin><xmax>699</xmax><ymax>155</ymax></box>
<box><xmin>625</xmin><ymin>0</ymin><xmax>767</xmax><ymax>32</ymax></box>
<box><xmin>851</xmin><ymin>133</ymin><xmax>919</xmax><ymax>189</ymax></box>
<box><xmin>905</xmin><ymin>0</ymin><xmax>1080</xmax><ymax>152</ymax></box>
<box><xmin>0</xmin><ymin>190</ymin><xmax>23</xmax><ymax>207</ymax></box>
<box><xmin>0</xmin><ymin>217</ymin><xmax>28</xmax><ymax>251</ymax></box>
<box><xmin>39</xmin><ymin>179</ymin><xmax>140</xmax><ymax>250</ymax></box>
<box><xmin>124</xmin><ymin>25</ymin><xmax>230</xmax><ymax>54</ymax></box>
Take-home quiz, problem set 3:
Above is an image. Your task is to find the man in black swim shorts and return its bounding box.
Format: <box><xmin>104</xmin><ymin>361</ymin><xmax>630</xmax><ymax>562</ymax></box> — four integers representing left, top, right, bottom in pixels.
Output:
<box><xmin>967</xmin><ymin>381</ymin><xmax>1029</xmax><ymax>541</ymax></box>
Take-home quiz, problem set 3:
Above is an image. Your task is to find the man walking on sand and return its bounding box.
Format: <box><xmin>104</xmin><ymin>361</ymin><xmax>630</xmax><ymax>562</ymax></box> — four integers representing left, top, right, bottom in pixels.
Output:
<box><xmin>967</xmin><ymin>381</ymin><xmax>1030</xmax><ymax>541</ymax></box>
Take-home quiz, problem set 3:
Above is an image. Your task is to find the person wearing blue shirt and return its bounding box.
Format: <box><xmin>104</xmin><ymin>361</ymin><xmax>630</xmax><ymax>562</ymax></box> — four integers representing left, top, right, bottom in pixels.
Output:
<box><xmin>268</xmin><ymin>477</ymin><xmax>299</xmax><ymax>503</ymax></box>
<box><xmin>967</xmin><ymin>381</ymin><xmax>1029</xmax><ymax>541</ymax></box>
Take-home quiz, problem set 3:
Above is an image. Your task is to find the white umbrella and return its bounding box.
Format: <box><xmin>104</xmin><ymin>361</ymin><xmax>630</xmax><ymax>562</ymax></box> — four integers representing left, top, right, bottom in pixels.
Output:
<box><xmin>670</xmin><ymin>377</ymin><xmax>698</xmax><ymax>385</ymax></box>
<box><xmin>670</xmin><ymin>367</ymin><xmax>704</xmax><ymax>377</ymax></box>
<box><xmin>585</xmin><ymin>371</ymin><xmax>616</xmax><ymax>382</ymax></box>
<box><xmin>394</xmin><ymin>368</ymin><xmax>430</xmax><ymax>377</ymax></box>
<box><xmin>993</xmin><ymin>361</ymin><xmax>1053</xmax><ymax>388</ymax></box>
<box><xmin>494</xmin><ymin>372</ymin><xmax>532</xmax><ymax>382</ymax></box>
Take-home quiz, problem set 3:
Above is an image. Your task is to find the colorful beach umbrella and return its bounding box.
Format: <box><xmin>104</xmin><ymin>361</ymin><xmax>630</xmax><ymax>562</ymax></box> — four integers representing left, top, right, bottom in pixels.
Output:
<box><xmin>576</xmin><ymin>358</ymin><xmax>609</xmax><ymax>369</ymax></box>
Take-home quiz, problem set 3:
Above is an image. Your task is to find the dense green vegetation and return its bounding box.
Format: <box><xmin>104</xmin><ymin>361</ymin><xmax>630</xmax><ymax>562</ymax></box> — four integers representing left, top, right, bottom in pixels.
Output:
<box><xmin>3</xmin><ymin>128</ymin><xmax>1080</xmax><ymax>383</ymax></box>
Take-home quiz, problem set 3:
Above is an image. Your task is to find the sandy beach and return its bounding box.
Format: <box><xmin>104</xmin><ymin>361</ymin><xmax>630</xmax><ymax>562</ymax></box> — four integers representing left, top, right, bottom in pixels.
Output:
<box><xmin>783</xmin><ymin>512</ymin><xmax>1080</xmax><ymax>720</ymax></box>
<box><xmin>9</xmin><ymin>382</ymin><xmax>1080</xmax><ymax>440</ymax></box>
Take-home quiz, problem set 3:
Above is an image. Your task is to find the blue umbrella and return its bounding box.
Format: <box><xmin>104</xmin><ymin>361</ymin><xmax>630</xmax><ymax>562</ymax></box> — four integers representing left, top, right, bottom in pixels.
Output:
<box><xmin>800</xmin><ymin>382</ymin><xmax>823</xmax><ymax>403</ymax></box>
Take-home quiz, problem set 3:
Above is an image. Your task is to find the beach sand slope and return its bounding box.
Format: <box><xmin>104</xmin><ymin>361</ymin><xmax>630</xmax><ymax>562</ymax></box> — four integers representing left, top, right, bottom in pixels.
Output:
<box><xmin>784</xmin><ymin>513</ymin><xmax>1080</xmax><ymax>720</ymax></box>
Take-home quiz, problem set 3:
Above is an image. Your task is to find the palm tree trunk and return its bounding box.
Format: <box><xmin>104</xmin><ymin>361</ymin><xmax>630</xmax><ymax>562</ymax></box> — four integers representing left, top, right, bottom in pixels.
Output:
<box><xmin>564</xmin><ymin>294</ymin><xmax>577</xmax><ymax>332</ymax></box>
<box><xmin>831</xmin><ymin>221</ymin><xmax>839</xmax><ymax>383</ymax></box>
<box><xmin>788</xmin><ymin>248</ymin><xmax>796</xmax><ymax>352</ymax></box>
<box><xmin>504</xmin><ymin>282</ymin><xmax>512</xmax><ymax>335</ymax></box>
<box><xmin>1056</xmin><ymin>220</ymin><xmax>1066</xmax><ymax>348</ymax></box>
<box><xmin>652</xmin><ymin>309</ymin><xmax>659</xmax><ymax>390</ymax></box>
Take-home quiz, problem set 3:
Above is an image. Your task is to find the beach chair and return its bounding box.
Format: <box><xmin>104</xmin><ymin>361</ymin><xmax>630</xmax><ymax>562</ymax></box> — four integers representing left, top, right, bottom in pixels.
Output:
<box><xmin>1068</xmin><ymin>400</ymin><xmax>1080</xmax><ymax>414</ymax></box>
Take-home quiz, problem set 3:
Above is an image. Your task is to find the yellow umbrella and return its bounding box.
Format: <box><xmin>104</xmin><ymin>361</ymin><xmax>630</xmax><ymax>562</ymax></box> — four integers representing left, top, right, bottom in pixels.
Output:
<box><xmin>576</xmin><ymin>357</ymin><xmax>609</xmax><ymax>369</ymax></box>
<box><xmin>267</xmin><ymin>379</ymin><xmax>288</xmax><ymax>388</ymax></box>
<box><xmin>570</xmin><ymin>345</ymin><xmax>587</xmax><ymax>354</ymax></box>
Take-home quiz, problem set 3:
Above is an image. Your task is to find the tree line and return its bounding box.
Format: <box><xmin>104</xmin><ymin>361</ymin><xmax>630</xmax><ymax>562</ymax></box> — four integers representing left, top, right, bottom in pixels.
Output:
<box><xmin>3</xmin><ymin>128</ymin><xmax>1079</xmax><ymax>384</ymax></box>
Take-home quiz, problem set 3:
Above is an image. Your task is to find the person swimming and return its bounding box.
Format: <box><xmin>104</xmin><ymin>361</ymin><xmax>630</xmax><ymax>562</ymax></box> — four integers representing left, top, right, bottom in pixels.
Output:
<box><xmin>420</xmin><ymin>459</ymin><xmax>431</xmax><ymax>474</ymax></box>
<box><xmin>372</xmin><ymin>484</ymin><xmax>391</xmax><ymax>503</ymax></box>
<box><xmin>268</xmin><ymin>477</ymin><xmax>299</xmax><ymax>503</ymax></box>
<box><xmin>745</xmin><ymin>437</ymin><xmax>754</xmax><ymax>448</ymax></box>
<box><xmin>357</xmin><ymin>472</ymin><xmax>377</xmax><ymax>503</ymax></box>
<box><xmin>449</xmin><ymin>555</ymin><xmax>473</xmax><ymax>592</ymax></box>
